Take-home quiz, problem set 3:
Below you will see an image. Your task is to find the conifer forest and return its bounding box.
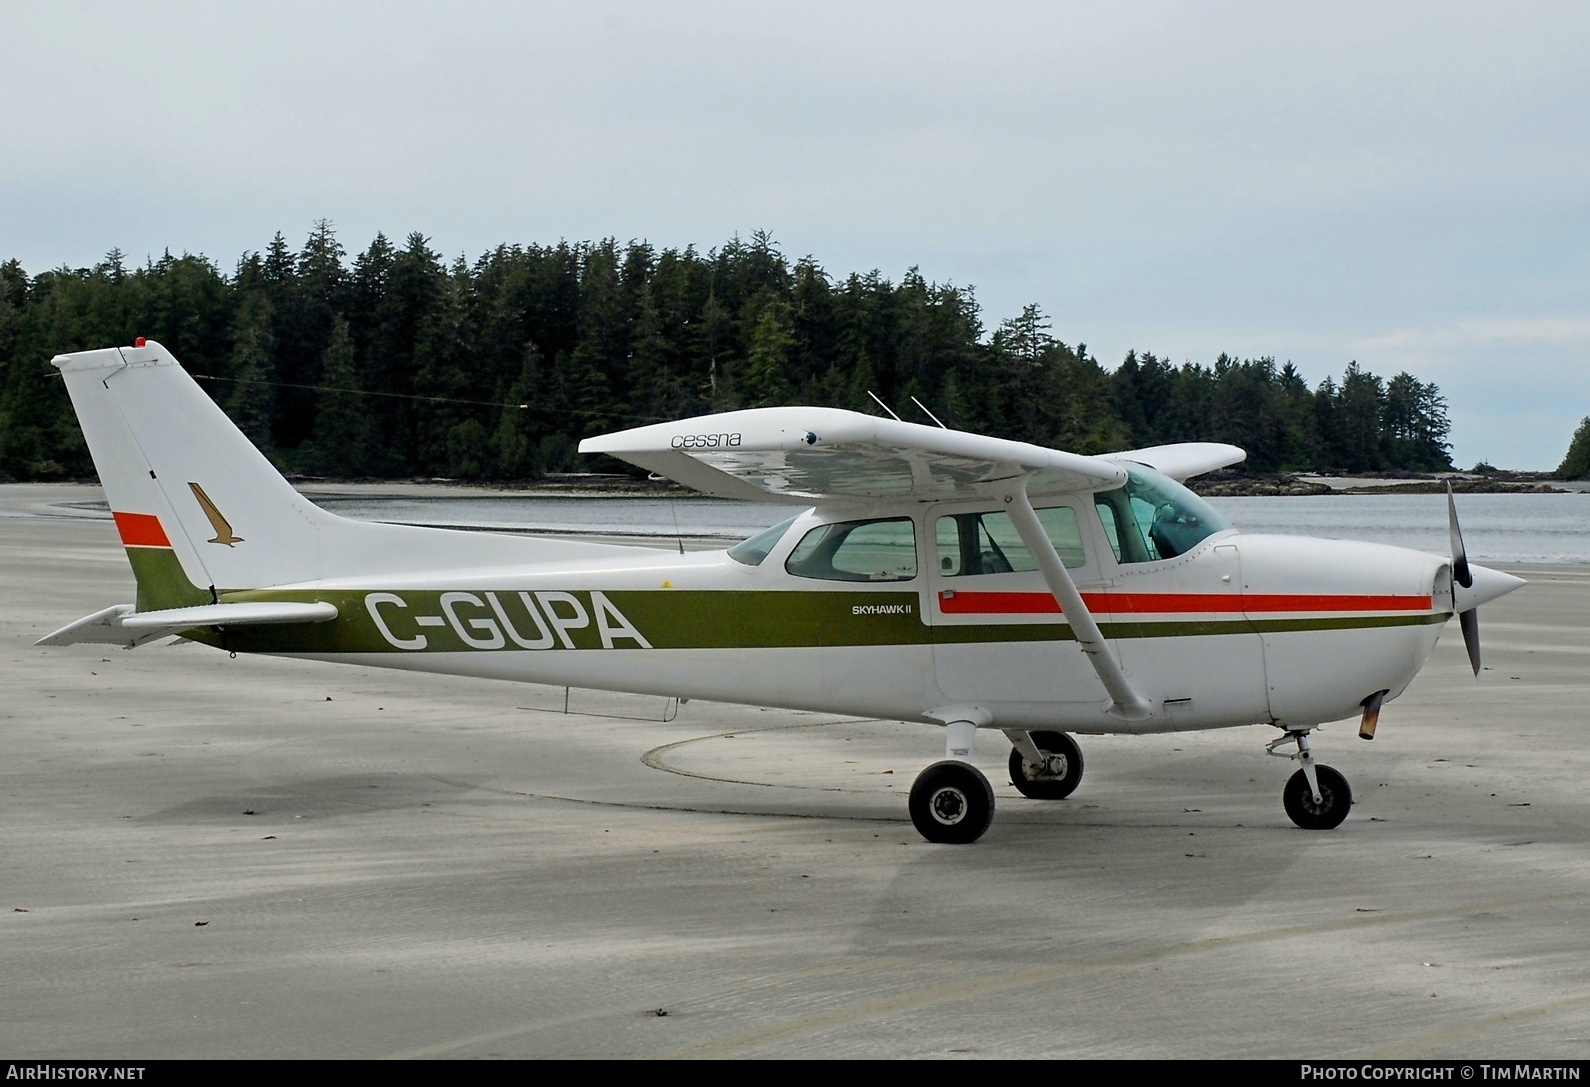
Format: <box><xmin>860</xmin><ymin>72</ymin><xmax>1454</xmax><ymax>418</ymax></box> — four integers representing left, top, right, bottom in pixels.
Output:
<box><xmin>0</xmin><ymin>224</ymin><xmax>1456</xmax><ymax>483</ymax></box>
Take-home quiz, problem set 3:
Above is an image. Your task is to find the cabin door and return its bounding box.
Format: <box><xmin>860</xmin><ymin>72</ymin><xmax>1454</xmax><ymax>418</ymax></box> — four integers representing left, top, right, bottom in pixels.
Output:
<box><xmin>926</xmin><ymin>498</ymin><xmax>1113</xmax><ymax>707</ymax></box>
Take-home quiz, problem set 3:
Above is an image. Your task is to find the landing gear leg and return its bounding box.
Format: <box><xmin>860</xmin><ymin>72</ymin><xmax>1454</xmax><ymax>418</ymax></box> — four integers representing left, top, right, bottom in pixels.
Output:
<box><xmin>909</xmin><ymin>719</ymin><xmax>994</xmax><ymax>844</ymax></box>
<box><xmin>1267</xmin><ymin>728</ymin><xmax>1352</xmax><ymax>830</ymax></box>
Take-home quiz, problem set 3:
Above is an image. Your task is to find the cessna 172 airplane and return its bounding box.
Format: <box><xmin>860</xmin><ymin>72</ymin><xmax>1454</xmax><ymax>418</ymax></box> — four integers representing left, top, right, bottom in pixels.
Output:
<box><xmin>40</xmin><ymin>339</ymin><xmax>1524</xmax><ymax>843</ymax></box>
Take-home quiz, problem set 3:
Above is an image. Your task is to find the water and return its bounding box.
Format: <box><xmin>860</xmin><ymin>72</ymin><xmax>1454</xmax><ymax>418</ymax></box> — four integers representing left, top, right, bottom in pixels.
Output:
<box><xmin>315</xmin><ymin>490</ymin><xmax>1590</xmax><ymax>565</ymax></box>
<box><xmin>1206</xmin><ymin>492</ymin><xmax>1590</xmax><ymax>565</ymax></box>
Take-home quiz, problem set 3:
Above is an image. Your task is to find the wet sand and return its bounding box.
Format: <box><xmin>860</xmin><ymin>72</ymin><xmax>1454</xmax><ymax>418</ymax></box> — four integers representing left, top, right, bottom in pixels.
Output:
<box><xmin>2</xmin><ymin>484</ymin><xmax>1587</xmax><ymax>1058</ymax></box>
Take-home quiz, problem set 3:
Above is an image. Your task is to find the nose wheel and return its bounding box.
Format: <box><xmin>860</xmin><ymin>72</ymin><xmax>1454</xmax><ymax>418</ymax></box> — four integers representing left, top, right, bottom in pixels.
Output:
<box><xmin>1268</xmin><ymin>729</ymin><xmax>1352</xmax><ymax>829</ymax></box>
<box><xmin>1283</xmin><ymin>765</ymin><xmax>1352</xmax><ymax>829</ymax></box>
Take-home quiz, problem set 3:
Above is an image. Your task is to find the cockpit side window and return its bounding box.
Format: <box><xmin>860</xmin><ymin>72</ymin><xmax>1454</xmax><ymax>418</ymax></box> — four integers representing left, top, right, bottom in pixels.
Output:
<box><xmin>1094</xmin><ymin>466</ymin><xmax>1232</xmax><ymax>563</ymax></box>
<box><xmin>785</xmin><ymin>517</ymin><xmax>918</xmax><ymax>582</ymax></box>
<box><xmin>1094</xmin><ymin>488</ymin><xmax>1155</xmax><ymax>564</ymax></box>
<box><xmin>934</xmin><ymin>505</ymin><xmax>1085</xmax><ymax>576</ymax></box>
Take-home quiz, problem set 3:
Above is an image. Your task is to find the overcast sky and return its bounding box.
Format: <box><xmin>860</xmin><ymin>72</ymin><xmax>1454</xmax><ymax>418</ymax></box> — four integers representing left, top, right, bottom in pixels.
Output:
<box><xmin>4</xmin><ymin>1</ymin><xmax>1587</xmax><ymax>467</ymax></box>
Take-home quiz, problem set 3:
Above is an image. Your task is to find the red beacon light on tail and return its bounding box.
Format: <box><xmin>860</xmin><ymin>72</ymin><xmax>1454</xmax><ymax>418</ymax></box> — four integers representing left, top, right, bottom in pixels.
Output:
<box><xmin>134</xmin><ymin>337</ymin><xmax>147</xmax><ymax>347</ymax></box>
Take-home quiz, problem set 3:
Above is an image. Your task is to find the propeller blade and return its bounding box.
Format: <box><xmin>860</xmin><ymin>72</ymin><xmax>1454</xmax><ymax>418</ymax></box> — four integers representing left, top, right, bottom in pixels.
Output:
<box><xmin>1449</xmin><ymin>482</ymin><xmax>1483</xmax><ymax>675</ymax></box>
<box><xmin>1447</xmin><ymin>481</ymin><xmax>1472</xmax><ymax>589</ymax></box>
<box><xmin>1459</xmin><ymin>606</ymin><xmax>1481</xmax><ymax>676</ymax></box>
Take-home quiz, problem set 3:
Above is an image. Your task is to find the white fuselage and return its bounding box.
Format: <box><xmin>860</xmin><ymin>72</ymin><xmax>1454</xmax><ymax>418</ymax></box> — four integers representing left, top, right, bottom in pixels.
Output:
<box><xmin>254</xmin><ymin>498</ymin><xmax>1454</xmax><ymax>736</ymax></box>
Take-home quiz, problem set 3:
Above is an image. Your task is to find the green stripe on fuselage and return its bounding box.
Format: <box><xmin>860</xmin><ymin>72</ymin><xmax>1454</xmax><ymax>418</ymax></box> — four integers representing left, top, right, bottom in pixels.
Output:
<box><xmin>192</xmin><ymin>587</ymin><xmax>1449</xmax><ymax>655</ymax></box>
<box><xmin>208</xmin><ymin>588</ymin><xmax>928</xmax><ymax>653</ymax></box>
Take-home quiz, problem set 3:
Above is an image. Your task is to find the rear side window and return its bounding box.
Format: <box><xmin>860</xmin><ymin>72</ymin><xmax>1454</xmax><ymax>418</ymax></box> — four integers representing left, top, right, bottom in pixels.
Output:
<box><xmin>728</xmin><ymin>516</ymin><xmax>799</xmax><ymax>566</ymax></box>
<box><xmin>935</xmin><ymin>506</ymin><xmax>1085</xmax><ymax>576</ymax></box>
<box><xmin>785</xmin><ymin>518</ymin><xmax>918</xmax><ymax>582</ymax></box>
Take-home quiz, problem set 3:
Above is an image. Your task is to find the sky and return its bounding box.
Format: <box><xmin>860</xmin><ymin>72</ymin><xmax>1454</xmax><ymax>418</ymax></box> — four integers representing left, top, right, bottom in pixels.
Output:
<box><xmin>3</xmin><ymin>1</ymin><xmax>1587</xmax><ymax>468</ymax></box>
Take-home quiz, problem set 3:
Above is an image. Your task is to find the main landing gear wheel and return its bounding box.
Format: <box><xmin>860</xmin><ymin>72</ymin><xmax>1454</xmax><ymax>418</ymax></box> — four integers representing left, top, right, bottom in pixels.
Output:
<box><xmin>1283</xmin><ymin>765</ymin><xmax>1352</xmax><ymax>830</ymax></box>
<box><xmin>1008</xmin><ymin>731</ymin><xmax>1084</xmax><ymax>800</ymax></box>
<box><xmin>909</xmin><ymin>761</ymin><xmax>995</xmax><ymax>844</ymax></box>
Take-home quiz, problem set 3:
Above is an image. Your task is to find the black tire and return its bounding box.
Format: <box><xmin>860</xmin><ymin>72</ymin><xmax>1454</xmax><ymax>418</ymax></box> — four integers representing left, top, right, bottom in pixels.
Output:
<box><xmin>1008</xmin><ymin>730</ymin><xmax>1084</xmax><ymax>800</ymax></box>
<box><xmin>1283</xmin><ymin>765</ymin><xmax>1352</xmax><ymax>829</ymax></box>
<box><xmin>909</xmin><ymin>761</ymin><xmax>995</xmax><ymax>844</ymax></box>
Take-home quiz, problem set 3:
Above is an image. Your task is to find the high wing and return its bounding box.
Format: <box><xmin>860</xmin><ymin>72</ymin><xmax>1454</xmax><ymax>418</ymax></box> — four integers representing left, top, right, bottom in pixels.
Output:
<box><xmin>578</xmin><ymin>407</ymin><xmax>1128</xmax><ymax>503</ymax></box>
<box><xmin>1104</xmin><ymin>442</ymin><xmax>1245</xmax><ymax>482</ymax></box>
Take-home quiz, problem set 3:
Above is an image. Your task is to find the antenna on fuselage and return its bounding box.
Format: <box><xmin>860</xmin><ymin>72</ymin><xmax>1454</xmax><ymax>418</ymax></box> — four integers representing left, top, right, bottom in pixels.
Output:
<box><xmin>669</xmin><ymin>497</ymin><xmax>685</xmax><ymax>555</ymax></box>
<box><xmin>866</xmin><ymin>390</ymin><xmax>902</xmax><ymax>421</ymax></box>
<box><xmin>911</xmin><ymin>396</ymin><xmax>948</xmax><ymax>429</ymax></box>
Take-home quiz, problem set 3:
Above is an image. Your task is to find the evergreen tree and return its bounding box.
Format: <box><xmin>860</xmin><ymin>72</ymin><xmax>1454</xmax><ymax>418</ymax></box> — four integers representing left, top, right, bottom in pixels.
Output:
<box><xmin>303</xmin><ymin>315</ymin><xmax>371</xmax><ymax>475</ymax></box>
<box><xmin>492</xmin><ymin>341</ymin><xmax>542</xmax><ymax>479</ymax></box>
<box><xmin>444</xmin><ymin>419</ymin><xmax>489</xmax><ymax>479</ymax></box>
<box><xmin>791</xmin><ymin>257</ymin><xmax>836</xmax><ymax>391</ymax></box>
<box><xmin>695</xmin><ymin>293</ymin><xmax>736</xmax><ymax>410</ymax></box>
<box><xmin>845</xmin><ymin>350</ymin><xmax>878</xmax><ymax>415</ymax></box>
<box><xmin>626</xmin><ymin>292</ymin><xmax>690</xmax><ymax>421</ymax></box>
<box><xmin>566</xmin><ymin>339</ymin><xmax>613</xmax><ymax>435</ymax></box>
<box><xmin>225</xmin><ymin>292</ymin><xmax>276</xmax><ymax>454</ymax></box>
<box><xmin>1558</xmin><ymin>417</ymin><xmax>1590</xmax><ymax>479</ymax></box>
<box><xmin>412</xmin><ymin>260</ymin><xmax>472</xmax><ymax>474</ymax></box>
<box><xmin>361</xmin><ymin>232</ymin><xmax>443</xmax><ymax>474</ymax></box>
<box><xmin>1275</xmin><ymin>362</ymin><xmax>1317</xmax><ymax>469</ymax></box>
<box><xmin>349</xmin><ymin>233</ymin><xmax>395</xmax><ymax>335</ymax></box>
<box><xmin>1000</xmin><ymin>303</ymin><xmax>1054</xmax><ymax>365</ymax></box>
<box><xmin>262</xmin><ymin>232</ymin><xmax>295</xmax><ymax>286</ymax></box>
<box><xmin>1311</xmin><ymin>376</ymin><xmax>1343</xmax><ymax>470</ymax></box>
<box><xmin>741</xmin><ymin>302</ymin><xmax>795</xmax><ymax>407</ymax></box>
<box><xmin>299</xmin><ymin>220</ymin><xmax>346</xmax><ymax>312</ymax></box>
<box><xmin>1336</xmin><ymin>362</ymin><xmax>1386</xmax><ymax>472</ymax></box>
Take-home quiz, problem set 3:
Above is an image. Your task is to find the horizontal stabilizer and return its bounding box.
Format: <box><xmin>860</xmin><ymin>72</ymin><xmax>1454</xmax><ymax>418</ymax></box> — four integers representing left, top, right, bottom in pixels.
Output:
<box><xmin>38</xmin><ymin>601</ymin><xmax>338</xmax><ymax>649</ymax></box>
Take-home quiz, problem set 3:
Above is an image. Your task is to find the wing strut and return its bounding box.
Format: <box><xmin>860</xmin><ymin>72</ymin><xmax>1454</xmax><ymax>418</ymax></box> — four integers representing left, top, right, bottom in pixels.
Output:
<box><xmin>1003</xmin><ymin>479</ymin><xmax>1153</xmax><ymax>721</ymax></box>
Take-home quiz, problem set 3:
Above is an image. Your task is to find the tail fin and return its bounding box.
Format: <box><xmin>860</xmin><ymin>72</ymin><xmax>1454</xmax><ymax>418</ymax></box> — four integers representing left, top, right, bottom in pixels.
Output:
<box><xmin>52</xmin><ymin>339</ymin><xmax>620</xmax><ymax>604</ymax></box>
<box><xmin>54</xmin><ymin>340</ymin><xmax>336</xmax><ymax>602</ymax></box>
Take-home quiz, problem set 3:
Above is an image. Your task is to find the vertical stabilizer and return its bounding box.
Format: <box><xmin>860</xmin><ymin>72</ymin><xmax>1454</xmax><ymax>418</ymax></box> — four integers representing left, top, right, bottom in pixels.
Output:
<box><xmin>52</xmin><ymin>340</ymin><xmax>644</xmax><ymax>604</ymax></box>
<box><xmin>53</xmin><ymin>340</ymin><xmax>326</xmax><ymax>596</ymax></box>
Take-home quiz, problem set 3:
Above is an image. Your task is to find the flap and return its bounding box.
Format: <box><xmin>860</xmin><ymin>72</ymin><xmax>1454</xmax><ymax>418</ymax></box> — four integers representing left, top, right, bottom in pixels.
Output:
<box><xmin>580</xmin><ymin>407</ymin><xmax>1127</xmax><ymax>503</ymax></box>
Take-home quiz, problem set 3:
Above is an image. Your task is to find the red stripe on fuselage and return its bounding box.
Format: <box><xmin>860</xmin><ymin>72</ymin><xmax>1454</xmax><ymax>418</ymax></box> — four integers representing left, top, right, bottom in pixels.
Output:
<box><xmin>113</xmin><ymin>512</ymin><xmax>171</xmax><ymax>548</ymax></box>
<box><xmin>936</xmin><ymin>591</ymin><xmax>1431</xmax><ymax>615</ymax></box>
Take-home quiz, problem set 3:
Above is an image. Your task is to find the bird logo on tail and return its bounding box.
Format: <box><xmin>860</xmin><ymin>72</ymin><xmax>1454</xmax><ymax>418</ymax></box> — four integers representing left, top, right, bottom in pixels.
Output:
<box><xmin>188</xmin><ymin>482</ymin><xmax>244</xmax><ymax>546</ymax></box>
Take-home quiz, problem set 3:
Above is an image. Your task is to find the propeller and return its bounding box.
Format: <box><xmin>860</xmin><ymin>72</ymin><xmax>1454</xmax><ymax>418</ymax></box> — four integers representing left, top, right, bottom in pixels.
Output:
<box><xmin>1447</xmin><ymin>482</ymin><xmax>1481</xmax><ymax>676</ymax></box>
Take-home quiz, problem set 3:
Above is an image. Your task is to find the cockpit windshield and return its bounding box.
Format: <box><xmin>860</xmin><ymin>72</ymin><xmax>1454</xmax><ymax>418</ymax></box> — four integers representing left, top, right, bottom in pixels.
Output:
<box><xmin>1094</xmin><ymin>466</ymin><xmax>1232</xmax><ymax>563</ymax></box>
